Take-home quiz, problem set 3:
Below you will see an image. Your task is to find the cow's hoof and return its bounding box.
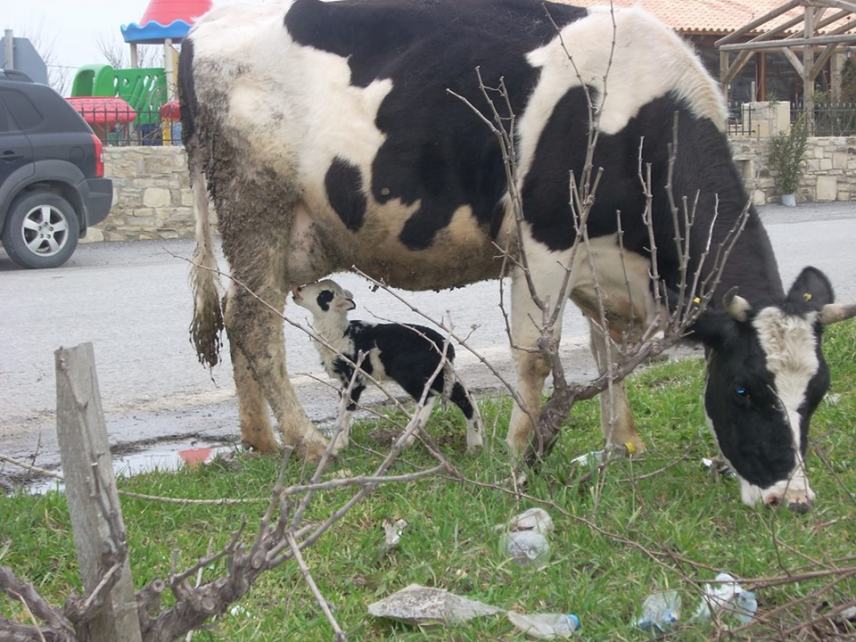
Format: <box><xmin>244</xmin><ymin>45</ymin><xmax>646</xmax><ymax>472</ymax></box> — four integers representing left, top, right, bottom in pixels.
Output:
<box><xmin>466</xmin><ymin>442</ymin><xmax>483</xmax><ymax>455</ymax></box>
<box><xmin>240</xmin><ymin>436</ymin><xmax>281</xmax><ymax>454</ymax></box>
<box><xmin>330</xmin><ymin>432</ymin><xmax>350</xmax><ymax>455</ymax></box>
<box><xmin>298</xmin><ymin>437</ymin><xmax>330</xmax><ymax>463</ymax></box>
<box><xmin>608</xmin><ymin>436</ymin><xmax>646</xmax><ymax>457</ymax></box>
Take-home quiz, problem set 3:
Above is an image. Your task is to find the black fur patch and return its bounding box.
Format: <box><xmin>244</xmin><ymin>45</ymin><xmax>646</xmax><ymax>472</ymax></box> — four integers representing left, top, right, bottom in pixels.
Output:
<box><xmin>285</xmin><ymin>0</ymin><xmax>586</xmax><ymax>250</ymax></box>
<box><xmin>317</xmin><ymin>290</ymin><xmax>334</xmax><ymax>311</ymax></box>
<box><xmin>325</xmin><ymin>157</ymin><xmax>367</xmax><ymax>231</ymax></box>
<box><xmin>325</xmin><ymin>319</ymin><xmax>475</xmax><ymax>420</ymax></box>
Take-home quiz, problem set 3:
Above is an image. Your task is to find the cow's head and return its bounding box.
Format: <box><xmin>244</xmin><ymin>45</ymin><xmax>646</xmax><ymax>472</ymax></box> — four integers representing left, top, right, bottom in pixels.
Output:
<box><xmin>691</xmin><ymin>267</ymin><xmax>855</xmax><ymax>512</ymax></box>
<box><xmin>292</xmin><ymin>279</ymin><xmax>356</xmax><ymax>317</ymax></box>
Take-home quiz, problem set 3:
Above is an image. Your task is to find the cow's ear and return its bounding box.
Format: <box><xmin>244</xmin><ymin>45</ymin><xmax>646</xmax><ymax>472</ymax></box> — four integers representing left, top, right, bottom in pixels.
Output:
<box><xmin>688</xmin><ymin>311</ymin><xmax>735</xmax><ymax>349</ymax></box>
<box><xmin>786</xmin><ymin>266</ymin><xmax>835</xmax><ymax>311</ymax></box>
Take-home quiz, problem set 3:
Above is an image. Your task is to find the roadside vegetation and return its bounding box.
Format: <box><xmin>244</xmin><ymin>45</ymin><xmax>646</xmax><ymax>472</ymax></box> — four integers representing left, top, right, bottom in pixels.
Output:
<box><xmin>2</xmin><ymin>324</ymin><xmax>855</xmax><ymax>640</ymax></box>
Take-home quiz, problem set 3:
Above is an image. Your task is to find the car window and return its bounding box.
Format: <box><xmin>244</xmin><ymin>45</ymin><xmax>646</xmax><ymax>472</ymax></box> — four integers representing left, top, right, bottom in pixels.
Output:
<box><xmin>0</xmin><ymin>88</ymin><xmax>43</xmax><ymax>131</ymax></box>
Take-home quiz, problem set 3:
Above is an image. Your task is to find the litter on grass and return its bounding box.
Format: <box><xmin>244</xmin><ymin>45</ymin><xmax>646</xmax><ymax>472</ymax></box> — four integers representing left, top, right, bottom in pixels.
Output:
<box><xmin>506</xmin><ymin>508</ymin><xmax>554</xmax><ymax>536</ymax></box>
<box><xmin>501</xmin><ymin>530</ymin><xmax>551</xmax><ymax>569</ymax></box>
<box><xmin>701</xmin><ymin>457</ymin><xmax>735</xmax><ymax>478</ymax></box>
<box><xmin>636</xmin><ymin>590</ymin><xmax>681</xmax><ymax>632</ymax></box>
<box><xmin>693</xmin><ymin>573</ymin><xmax>757</xmax><ymax>624</ymax></box>
<box><xmin>382</xmin><ymin>518</ymin><xmax>407</xmax><ymax>551</ymax></box>
<box><xmin>367</xmin><ymin>584</ymin><xmax>503</xmax><ymax>625</ymax></box>
<box><xmin>507</xmin><ymin>611</ymin><xmax>580</xmax><ymax>639</ymax></box>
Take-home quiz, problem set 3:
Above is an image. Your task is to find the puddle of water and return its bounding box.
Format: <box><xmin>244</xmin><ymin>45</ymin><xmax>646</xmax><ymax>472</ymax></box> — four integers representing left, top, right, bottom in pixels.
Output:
<box><xmin>26</xmin><ymin>439</ymin><xmax>235</xmax><ymax>495</ymax></box>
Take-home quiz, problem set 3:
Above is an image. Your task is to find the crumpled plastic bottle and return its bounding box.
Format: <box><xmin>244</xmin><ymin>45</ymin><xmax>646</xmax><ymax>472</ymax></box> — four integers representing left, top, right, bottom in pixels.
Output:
<box><xmin>507</xmin><ymin>611</ymin><xmax>580</xmax><ymax>639</ymax></box>
<box><xmin>501</xmin><ymin>530</ymin><xmax>551</xmax><ymax>569</ymax></box>
<box><xmin>693</xmin><ymin>572</ymin><xmax>757</xmax><ymax>624</ymax></box>
<box><xmin>636</xmin><ymin>590</ymin><xmax>681</xmax><ymax>632</ymax></box>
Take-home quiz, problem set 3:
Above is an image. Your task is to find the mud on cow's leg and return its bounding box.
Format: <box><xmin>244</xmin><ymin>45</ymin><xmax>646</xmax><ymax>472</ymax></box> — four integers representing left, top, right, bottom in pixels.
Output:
<box><xmin>223</xmin><ymin>270</ymin><xmax>328</xmax><ymax>461</ymax></box>
<box><xmin>506</xmin><ymin>256</ymin><xmax>569</xmax><ymax>458</ymax></box>
<box><xmin>587</xmin><ymin>318</ymin><xmax>645</xmax><ymax>455</ymax></box>
<box><xmin>227</xmin><ymin>315</ymin><xmax>279</xmax><ymax>453</ymax></box>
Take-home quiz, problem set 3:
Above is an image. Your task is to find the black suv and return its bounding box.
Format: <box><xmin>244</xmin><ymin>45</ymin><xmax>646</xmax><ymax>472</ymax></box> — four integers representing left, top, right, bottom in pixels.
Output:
<box><xmin>0</xmin><ymin>70</ymin><xmax>112</xmax><ymax>268</ymax></box>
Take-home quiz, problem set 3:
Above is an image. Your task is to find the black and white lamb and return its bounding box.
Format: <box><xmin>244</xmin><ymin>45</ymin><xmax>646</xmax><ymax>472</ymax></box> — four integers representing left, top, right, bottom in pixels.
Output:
<box><xmin>293</xmin><ymin>279</ymin><xmax>483</xmax><ymax>453</ymax></box>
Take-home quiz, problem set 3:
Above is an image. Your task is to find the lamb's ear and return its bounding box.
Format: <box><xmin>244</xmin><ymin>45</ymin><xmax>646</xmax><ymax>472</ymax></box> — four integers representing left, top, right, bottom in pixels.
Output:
<box><xmin>336</xmin><ymin>292</ymin><xmax>356</xmax><ymax>312</ymax></box>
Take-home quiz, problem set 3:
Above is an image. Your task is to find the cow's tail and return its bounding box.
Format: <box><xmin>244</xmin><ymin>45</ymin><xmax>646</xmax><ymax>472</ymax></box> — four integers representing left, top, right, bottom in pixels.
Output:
<box><xmin>189</xmin><ymin>162</ymin><xmax>223</xmax><ymax>368</ymax></box>
<box><xmin>181</xmin><ymin>38</ymin><xmax>223</xmax><ymax>368</ymax></box>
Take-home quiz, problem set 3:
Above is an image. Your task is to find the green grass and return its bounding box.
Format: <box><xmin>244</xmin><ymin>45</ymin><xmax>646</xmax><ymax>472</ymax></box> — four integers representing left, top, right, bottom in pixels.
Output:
<box><xmin>2</xmin><ymin>325</ymin><xmax>855</xmax><ymax>641</ymax></box>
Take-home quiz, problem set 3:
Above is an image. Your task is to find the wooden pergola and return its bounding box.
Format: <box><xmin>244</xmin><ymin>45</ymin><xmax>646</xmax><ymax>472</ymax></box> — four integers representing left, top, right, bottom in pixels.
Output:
<box><xmin>717</xmin><ymin>0</ymin><xmax>856</xmax><ymax>125</ymax></box>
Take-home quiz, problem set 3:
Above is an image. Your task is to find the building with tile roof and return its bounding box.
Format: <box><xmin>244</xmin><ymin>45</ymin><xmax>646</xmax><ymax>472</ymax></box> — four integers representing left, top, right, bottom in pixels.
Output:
<box><xmin>557</xmin><ymin>0</ymin><xmax>856</xmax><ymax>106</ymax></box>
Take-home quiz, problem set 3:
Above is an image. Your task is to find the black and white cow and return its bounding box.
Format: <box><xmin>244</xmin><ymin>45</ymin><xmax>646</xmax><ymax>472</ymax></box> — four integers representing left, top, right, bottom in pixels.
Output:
<box><xmin>292</xmin><ymin>279</ymin><xmax>483</xmax><ymax>452</ymax></box>
<box><xmin>180</xmin><ymin>0</ymin><xmax>854</xmax><ymax>510</ymax></box>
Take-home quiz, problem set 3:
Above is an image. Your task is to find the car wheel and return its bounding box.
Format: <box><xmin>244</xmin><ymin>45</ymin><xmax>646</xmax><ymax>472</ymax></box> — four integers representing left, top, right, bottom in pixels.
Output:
<box><xmin>2</xmin><ymin>191</ymin><xmax>80</xmax><ymax>269</ymax></box>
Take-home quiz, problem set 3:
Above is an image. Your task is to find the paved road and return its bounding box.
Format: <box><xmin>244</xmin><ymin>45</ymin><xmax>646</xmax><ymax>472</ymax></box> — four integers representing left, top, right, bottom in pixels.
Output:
<box><xmin>2</xmin><ymin>202</ymin><xmax>854</xmax><ymax>481</ymax></box>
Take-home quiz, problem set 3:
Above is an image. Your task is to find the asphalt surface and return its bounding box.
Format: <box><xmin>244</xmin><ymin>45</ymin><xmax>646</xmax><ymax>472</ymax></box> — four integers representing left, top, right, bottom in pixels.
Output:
<box><xmin>1</xmin><ymin>201</ymin><xmax>854</xmax><ymax>484</ymax></box>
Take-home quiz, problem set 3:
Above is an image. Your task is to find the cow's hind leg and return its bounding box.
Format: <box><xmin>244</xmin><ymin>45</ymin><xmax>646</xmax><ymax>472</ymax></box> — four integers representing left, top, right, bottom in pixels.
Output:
<box><xmin>227</xmin><ymin>322</ymin><xmax>279</xmax><ymax>453</ymax></box>
<box><xmin>588</xmin><ymin>318</ymin><xmax>645</xmax><ymax>455</ymax></box>
<box><xmin>223</xmin><ymin>264</ymin><xmax>328</xmax><ymax>461</ymax></box>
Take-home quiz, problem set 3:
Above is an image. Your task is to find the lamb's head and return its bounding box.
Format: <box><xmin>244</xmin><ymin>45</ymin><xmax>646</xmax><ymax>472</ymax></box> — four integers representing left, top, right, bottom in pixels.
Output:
<box><xmin>292</xmin><ymin>280</ymin><xmax>356</xmax><ymax>319</ymax></box>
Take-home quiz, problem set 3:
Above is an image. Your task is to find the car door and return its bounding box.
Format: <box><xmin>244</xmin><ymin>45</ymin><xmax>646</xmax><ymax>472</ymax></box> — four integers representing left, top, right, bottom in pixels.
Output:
<box><xmin>0</xmin><ymin>93</ymin><xmax>34</xmax><ymax>184</ymax></box>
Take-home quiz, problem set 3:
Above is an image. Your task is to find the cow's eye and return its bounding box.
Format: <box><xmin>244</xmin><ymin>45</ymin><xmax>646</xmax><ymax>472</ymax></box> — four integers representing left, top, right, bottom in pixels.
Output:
<box><xmin>735</xmin><ymin>385</ymin><xmax>749</xmax><ymax>398</ymax></box>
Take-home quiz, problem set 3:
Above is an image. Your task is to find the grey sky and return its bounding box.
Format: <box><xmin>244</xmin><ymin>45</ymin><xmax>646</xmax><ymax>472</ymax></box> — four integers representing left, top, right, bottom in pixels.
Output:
<box><xmin>3</xmin><ymin>0</ymin><xmax>264</xmax><ymax>89</ymax></box>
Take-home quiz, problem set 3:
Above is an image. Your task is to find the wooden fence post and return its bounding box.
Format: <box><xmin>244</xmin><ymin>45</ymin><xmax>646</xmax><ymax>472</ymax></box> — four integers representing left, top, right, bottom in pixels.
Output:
<box><xmin>55</xmin><ymin>343</ymin><xmax>143</xmax><ymax>642</ymax></box>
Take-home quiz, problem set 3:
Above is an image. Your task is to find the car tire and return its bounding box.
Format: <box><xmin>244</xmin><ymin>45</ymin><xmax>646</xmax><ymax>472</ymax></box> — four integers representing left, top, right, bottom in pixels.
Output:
<box><xmin>2</xmin><ymin>191</ymin><xmax>80</xmax><ymax>269</ymax></box>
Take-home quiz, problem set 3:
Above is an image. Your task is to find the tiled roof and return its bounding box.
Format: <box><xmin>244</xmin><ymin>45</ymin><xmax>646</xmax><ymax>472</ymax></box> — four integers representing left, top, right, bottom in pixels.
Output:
<box><xmin>558</xmin><ymin>0</ymin><xmax>856</xmax><ymax>34</ymax></box>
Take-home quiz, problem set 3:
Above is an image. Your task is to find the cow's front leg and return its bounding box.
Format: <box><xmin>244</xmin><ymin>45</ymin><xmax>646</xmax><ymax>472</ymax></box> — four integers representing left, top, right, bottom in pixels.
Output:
<box><xmin>587</xmin><ymin>318</ymin><xmax>645</xmax><ymax>455</ymax></box>
<box><xmin>224</xmin><ymin>278</ymin><xmax>328</xmax><ymax>462</ymax></box>
<box><xmin>506</xmin><ymin>252</ymin><xmax>569</xmax><ymax>457</ymax></box>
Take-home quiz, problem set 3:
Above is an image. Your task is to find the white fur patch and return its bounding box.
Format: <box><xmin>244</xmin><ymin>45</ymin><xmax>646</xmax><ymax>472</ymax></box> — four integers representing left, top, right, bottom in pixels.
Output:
<box><xmin>753</xmin><ymin>309</ymin><xmax>819</xmax><ymax>455</ymax></box>
<box><xmin>752</xmin><ymin>308</ymin><xmax>819</xmax><ymax>505</ymax></box>
<box><xmin>190</xmin><ymin>2</ymin><xmax>393</xmax><ymax>220</ymax></box>
<box><xmin>517</xmin><ymin>6</ymin><xmax>726</xmax><ymax>184</ymax></box>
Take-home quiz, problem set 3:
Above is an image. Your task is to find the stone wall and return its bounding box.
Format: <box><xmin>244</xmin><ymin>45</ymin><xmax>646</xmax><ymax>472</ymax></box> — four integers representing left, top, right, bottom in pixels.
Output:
<box><xmin>89</xmin><ymin>147</ymin><xmax>195</xmax><ymax>242</ymax></box>
<box><xmin>730</xmin><ymin>136</ymin><xmax>856</xmax><ymax>206</ymax></box>
<box><xmin>91</xmin><ymin>138</ymin><xmax>855</xmax><ymax>242</ymax></box>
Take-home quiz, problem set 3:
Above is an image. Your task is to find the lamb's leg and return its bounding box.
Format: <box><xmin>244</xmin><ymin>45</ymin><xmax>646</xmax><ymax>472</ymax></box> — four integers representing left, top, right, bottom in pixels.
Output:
<box><xmin>332</xmin><ymin>383</ymin><xmax>365</xmax><ymax>454</ymax></box>
<box><xmin>450</xmin><ymin>381</ymin><xmax>483</xmax><ymax>453</ymax></box>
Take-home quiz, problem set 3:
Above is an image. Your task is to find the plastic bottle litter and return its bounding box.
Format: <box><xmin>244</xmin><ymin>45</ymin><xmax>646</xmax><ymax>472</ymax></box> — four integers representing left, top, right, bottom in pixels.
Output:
<box><xmin>500</xmin><ymin>508</ymin><xmax>553</xmax><ymax>569</ymax></box>
<box><xmin>507</xmin><ymin>611</ymin><xmax>580</xmax><ymax>639</ymax></box>
<box><xmin>501</xmin><ymin>530</ymin><xmax>551</xmax><ymax>569</ymax></box>
<box><xmin>367</xmin><ymin>584</ymin><xmax>503</xmax><ymax>625</ymax></box>
<box><xmin>570</xmin><ymin>449</ymin><xmax>606</xmax><ymax>467</ymax></box>
<box><xmin>507</xmin><ymin>507</ymin><xmax>554</xmax><ymax>536</ymax></box>
<box><xmin>693</xmin><ymin>573</ymin><xmax>757</xmax><ymax>624</ymax></box>
<box><xmin>379</xmin><ymin>518</ymin><xmax>407</xmax><ymax>554</ymax></box>
<box><xmin>635</xmin><ymin>590</ymin><xmax>681</xmax><ymax>632</ymax></box>
<box><xmin>733</xmin><ymin>590</ymin><xmax>758</xmax><ymax>624</ymax></box>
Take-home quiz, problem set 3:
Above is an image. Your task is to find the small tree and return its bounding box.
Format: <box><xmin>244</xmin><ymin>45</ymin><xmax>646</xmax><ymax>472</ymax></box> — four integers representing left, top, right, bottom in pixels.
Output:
<box><xmin>768</xmin><ymin>113</ymin><xmax>809</xmax><ymax>197</ymax></box>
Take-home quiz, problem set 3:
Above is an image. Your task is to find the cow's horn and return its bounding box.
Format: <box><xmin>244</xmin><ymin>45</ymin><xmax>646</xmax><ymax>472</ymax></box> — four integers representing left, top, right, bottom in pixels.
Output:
<box><xmin>722</xmin><ymin>287</ymin><xmax>751</xmax><ymax>322</ymax></box>
<box><xmin>819</xmin><ymin>303</ymin><xmax>856</xmax><ymax>325</ymax></box>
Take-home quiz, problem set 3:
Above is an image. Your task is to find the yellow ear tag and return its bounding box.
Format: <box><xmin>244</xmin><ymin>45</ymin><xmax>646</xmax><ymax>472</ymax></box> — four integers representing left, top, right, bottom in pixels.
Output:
<box><xmin>803</xmin><ymin>292</ymin><xmax>813</xmax><ymax>302</ymax></box>
<box><xmin>692</xmin><ymin>297</ymin><xmax>702</xmax><ymax>305</ymax></box>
